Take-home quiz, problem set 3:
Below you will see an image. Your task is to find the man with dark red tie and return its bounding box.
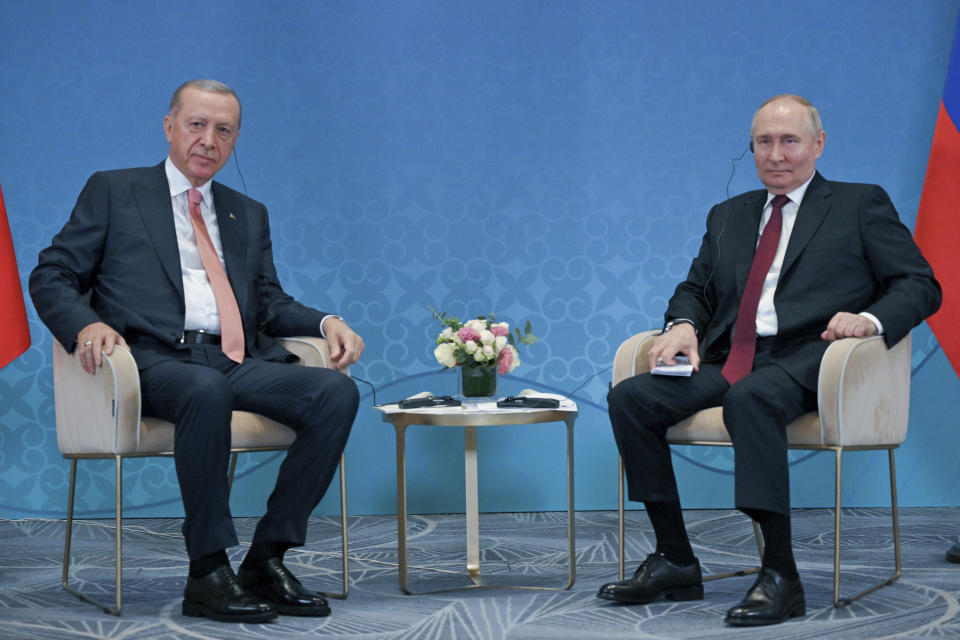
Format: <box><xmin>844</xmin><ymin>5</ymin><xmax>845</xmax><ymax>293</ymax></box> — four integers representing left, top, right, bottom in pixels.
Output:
<box><xmin>30</xmin><ymin>79</ymin><xmax>364</xmax><ymax>623</ymax></box>
<box><xmin>598</xmin><ymin>95</ymin><xmax>940</xmax><ymax>626</ymax></box>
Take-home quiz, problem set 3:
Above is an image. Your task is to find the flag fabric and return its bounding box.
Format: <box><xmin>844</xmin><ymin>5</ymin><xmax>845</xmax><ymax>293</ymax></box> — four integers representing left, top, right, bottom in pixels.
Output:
<box><xmin>0</xmin><ymin>183</ymin><xmax>30</xmax><ymax>370</ymax></box>
<box><xmin>915</xmin><ymin>16</ymin><xmax>960</xmax><ymax>378</ymax></box>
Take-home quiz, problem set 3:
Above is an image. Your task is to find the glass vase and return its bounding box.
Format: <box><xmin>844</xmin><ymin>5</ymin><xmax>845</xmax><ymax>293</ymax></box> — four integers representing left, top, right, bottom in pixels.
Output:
<box><xmin>460</xmin><ymin>364</ymin><xmax>498</xmax><ymax>398</ymax></box>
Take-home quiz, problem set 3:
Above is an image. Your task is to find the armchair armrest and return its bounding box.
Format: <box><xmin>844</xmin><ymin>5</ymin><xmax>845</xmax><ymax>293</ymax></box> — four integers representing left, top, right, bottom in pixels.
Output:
<box><xmin>816</xmin><ymin>334</ymin><xmax>911</xmax><ymax>447</ymax></box>
<box><xmin>53</xmin><ymin>341</ymin><xmax>141</xmax><ymax>456</ymax></box>
<box><xmin>277</xmin><ymin>337</ymin><xmax>347</xmax><ymax>374</ymax></box>
<box><xmin>611</xmin><ymin>330</ymin><xmax>660</xmax><ymax>387</ymax></box>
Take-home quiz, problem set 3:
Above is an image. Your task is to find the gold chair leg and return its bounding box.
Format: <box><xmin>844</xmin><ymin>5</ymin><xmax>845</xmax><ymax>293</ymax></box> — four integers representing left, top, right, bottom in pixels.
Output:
<box><xmin>115</xmin><ymin>455</ymin><xmax>123</xmax><ymax>614</ymax></box>
<box><xmin>325</xmin><ymin>453</ymin><xmax>350</xmax><ymax>600</ymax></box>
<box><xmin>226</xmin><ymin>452</ymin><xmax>239</xmax><ymax>493</ymax></box>
<box><xmin>889</xmin><ymin>449</ymin><xmax>902</xmax><ymax>581</ymax></box>
<box><xmin>618</xmin><ymin>456</ymin><xmax>625</xmax><ymax>581</ymax></box>
<box><xmin>61</xmin><ymin>459</ymin><xmax>77</xmax><ymax>593</ymax></box>
<box><xmin>832</xmin><ymin>447</ymin><xmax>902</xmax><ymax>607</ymax></box>
<box><xmin>62</xmin><ymin>456</ymin><xmax>123</xmax><ymax>616</ymax></box>
<box><xmin>834</xmin><ymin>448</ymin><xmax>843</xmax><ymax>605</ymax></box>
<box><xmin>752</xmin><ymin>519</ymin><xmax>764</xmax><ymax>557</ymax></box>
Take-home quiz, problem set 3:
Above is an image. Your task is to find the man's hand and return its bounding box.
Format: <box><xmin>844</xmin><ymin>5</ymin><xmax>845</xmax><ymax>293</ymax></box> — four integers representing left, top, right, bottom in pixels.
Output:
<box><xmin>648</xmin><ymin>323</ymin><xmax>701</xmax><ymax>372</ymax></box>
<box><xmin>820</xmin><ymin>312</ymin><xmax>879</xmax><ymax>342</ymax></box>
<box><xmin>76</xmin><ymin>322</ymin><xmax>128</xmax><ymax>375</ymax></box>
<box><xmin>324</xmin><ymin>317</ymin><xmax>364</xmax><ymax>370</ymax></box>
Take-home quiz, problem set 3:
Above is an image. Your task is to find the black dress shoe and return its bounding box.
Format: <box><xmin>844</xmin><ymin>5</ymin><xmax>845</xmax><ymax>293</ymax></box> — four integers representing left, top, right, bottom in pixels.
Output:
<box><xmin>182</xmin><ymin>565</ymin><xmax>277</xmax><ymax>623</ymax></box>
<box><xmin>947</xmin><ymin>543</ymin><xmax>960</xmax><ymax>564</ymax></box>
<box><xmin>724</xmin><ymin>567</ymin><xmax>805</xmax><ymax>626</ymax></box>
<box><xmin>597</xmin><ymin>552</ymin><xmax>703</xmax><ymax>604</ymax></box>
<box><xmin>238</xmin><ymin>557</ymin><xmax>331</xmax><ymax>617</ymax></box>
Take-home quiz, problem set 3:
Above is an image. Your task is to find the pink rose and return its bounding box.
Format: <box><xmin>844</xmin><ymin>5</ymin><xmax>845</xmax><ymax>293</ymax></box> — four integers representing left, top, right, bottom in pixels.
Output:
<box><xmin>457</xmin><ymin>327</ymin><xmax>481</xmax><ymax>343</ymax></box>
<box><xmin>497</xmin><ymin>346</ymin><xmax>513</xmax><ymax>375</ymax></box>
<box><xmin>490</xmin><ymin>325</ymin><xmax>509</xmax><ymax>337</ymax></box>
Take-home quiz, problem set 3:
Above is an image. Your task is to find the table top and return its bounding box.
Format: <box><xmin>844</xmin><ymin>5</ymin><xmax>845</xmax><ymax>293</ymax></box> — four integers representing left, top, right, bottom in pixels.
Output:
<box><xmin>374</xmin><ymin>391</ymin><xmax>577</xmax><ymax>427</ymax></box>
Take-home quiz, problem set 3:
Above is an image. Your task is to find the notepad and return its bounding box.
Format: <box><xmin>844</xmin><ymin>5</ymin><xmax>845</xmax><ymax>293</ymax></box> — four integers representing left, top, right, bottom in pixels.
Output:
<box><xmin>651</xmin><ymin>355</ymin><xmax>693</xmax><ymax>377</ymax></box>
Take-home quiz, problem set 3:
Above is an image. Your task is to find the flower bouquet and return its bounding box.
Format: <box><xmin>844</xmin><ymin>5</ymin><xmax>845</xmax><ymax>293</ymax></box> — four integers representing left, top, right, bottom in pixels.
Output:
<box><xmin>431</xmin><ymin>308</ymin><xmax>538</xmax><ymax>397</ymax></box>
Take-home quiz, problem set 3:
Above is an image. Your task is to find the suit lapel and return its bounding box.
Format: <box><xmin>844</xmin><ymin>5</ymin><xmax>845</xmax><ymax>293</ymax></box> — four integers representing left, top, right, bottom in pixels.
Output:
<box><xmin>211</xmin><ymin>182</ymin><xmax>250</xmax><ymax>319</ymax></box>
<box><xmin>132</xmin><ymin>163</ymin><xmax>184</xmax><ymax>298</ymax></box>
<box><xmin>781</xmin><ymin>172</ymin><xmax>831</xmax><ymax>277</ymax></box>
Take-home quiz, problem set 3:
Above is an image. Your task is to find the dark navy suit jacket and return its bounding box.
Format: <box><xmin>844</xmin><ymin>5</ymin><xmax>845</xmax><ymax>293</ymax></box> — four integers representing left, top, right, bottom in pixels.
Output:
<box><xmin>666</xmin><ymin>172</ymin><xmax>941</xmax><ymax>390</ymax></box>
<box><xmin>30</xmin><ymin>162</ymin><xmax>328</xmax><ymax>369</ymax></box>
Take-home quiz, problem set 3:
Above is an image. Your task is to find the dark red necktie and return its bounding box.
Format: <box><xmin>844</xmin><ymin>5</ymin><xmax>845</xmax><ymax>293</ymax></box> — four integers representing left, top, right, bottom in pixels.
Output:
<box><xmin>721</xmin><ymin>194</ymin><xmax>790</xmax><ymax>385</ymax></box>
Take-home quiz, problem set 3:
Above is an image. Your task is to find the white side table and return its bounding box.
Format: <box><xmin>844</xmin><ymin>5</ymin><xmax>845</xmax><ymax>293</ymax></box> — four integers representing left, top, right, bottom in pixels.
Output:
<box><xmin>375</xmin><ymin>394</ymin><xmax>578</xmax><ymax>594</ymax></box>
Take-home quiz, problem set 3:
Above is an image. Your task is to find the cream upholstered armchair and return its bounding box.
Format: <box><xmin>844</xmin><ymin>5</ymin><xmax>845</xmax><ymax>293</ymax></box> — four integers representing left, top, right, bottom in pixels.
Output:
<box><xmin>612</xmin><ymin>331</ymin><xmax>911</xmax><ymax>608</ymax></box>
<box><xmin>53</xmin><ymin>337</ymin><xmax>349</xmax><ymax>616</ymax></box>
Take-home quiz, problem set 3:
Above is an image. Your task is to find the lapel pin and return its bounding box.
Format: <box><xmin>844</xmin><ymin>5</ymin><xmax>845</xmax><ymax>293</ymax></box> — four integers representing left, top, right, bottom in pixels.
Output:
<box><xmin>229</xmin><ymin>213</ymin><xmax>237</xmax><ymax>220</ymax></box>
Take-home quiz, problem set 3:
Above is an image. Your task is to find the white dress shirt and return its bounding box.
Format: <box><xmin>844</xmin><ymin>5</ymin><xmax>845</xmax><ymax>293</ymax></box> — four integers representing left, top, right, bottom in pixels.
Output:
<box><xmin>165</xmin><ymin>158</ymin><xmax>224</xmax><ymax>334</ymax></box>
<box><xmin>754</xmin><ymin>172</ymin><xmax>882</xmax><ymax>337</ymax></box>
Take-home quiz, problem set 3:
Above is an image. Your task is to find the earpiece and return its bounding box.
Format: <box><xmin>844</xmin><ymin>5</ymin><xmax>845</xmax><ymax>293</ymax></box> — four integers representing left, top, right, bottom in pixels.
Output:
<box><xmin>232</xmin><ymin>145</ymin><xmax>248</xmax><ymax>194</ymax></box>
<box><xmin>702</xmin><ymin>141</ymin><xmax>752</xmax><ymax>313</ymax></box>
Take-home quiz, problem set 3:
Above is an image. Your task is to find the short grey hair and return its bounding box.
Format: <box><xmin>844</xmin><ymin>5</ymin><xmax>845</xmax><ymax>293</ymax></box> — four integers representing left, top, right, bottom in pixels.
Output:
<box><xmin>168</xmin><ymin>79</ymin><xmax>242</xmax><ymax>128</ymax></box>
<box><xmin>750</xmin><ymin>94</ymin><xmax>822</xmax><ymax>138</ymax></box>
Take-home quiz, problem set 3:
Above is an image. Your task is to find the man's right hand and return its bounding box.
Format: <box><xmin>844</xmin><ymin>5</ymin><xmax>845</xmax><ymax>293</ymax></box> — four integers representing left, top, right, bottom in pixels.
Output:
<box><xmin>76</xmin><ymin>322</ymin><xmax>128</xmax><ymax>375</ymax></box>
<box><xmin>647</xmin><ymin>323</ymin><xmax>701</xmax><ymax>373</ymax></box>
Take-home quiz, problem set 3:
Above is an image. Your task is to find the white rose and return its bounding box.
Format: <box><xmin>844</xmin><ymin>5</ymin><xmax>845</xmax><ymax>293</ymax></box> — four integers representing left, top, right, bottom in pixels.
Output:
<box><xmin>466</xmin><ymin>319</ymin><xmax>486</xmax><ymax>332</ymax></box>
<box><xmin>434</xmin><ymin>343</ymin><xmax>457</xmax><ymax>368</ymax></box>
<box><xmin>479</xmin><ymin>330</ymin><xmax>495</xmax><ymax>345</ymax></box>
<box><xmin>506</xmin><ymin>345</ymin><xmax>520</xmax><ymax>372</ymax></box>
<box><xmin>494</xmin><ymin>335</ymin><xmax>507</xmax><ymax>351</ymax></box>
<box><xmin>464</xmin><ymin>340</ymin><xmax>477</xmax><ymax>354</ymax></box>
<box><xmin>473</xmin><ymin>350</ymin><xmax>487</xmax><ymax>363</ymax></box>
<box><xmin>483</xmin><ymin>345</ymin><xmax>495</xmax><ymax>358</ymax></box>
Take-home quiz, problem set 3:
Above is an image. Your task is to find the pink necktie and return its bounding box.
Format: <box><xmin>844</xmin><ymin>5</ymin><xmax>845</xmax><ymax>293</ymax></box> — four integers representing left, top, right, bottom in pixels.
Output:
<box><xmin>187</xmin><ymin>188</ymin><xmax>245</xmax><ymax>363</ymax></box>
<box><xmin>721</xmin><ymin>194</ymin><xmax>789</xmax><ymax>385</ymax></box>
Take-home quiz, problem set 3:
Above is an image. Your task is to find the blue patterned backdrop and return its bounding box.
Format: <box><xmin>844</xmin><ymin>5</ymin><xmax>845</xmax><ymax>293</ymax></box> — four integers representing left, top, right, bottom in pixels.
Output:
<box><xmin>1</xmin><ymin>0</ymin><xmax>959</xmax><ymax>520</ymax></box>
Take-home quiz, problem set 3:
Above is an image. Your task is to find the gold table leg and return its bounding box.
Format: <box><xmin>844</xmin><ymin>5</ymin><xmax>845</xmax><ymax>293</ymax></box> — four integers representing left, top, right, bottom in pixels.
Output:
<box><xmin>465</xmin><ymin>426</ymin><xmax>481</xmax><ymax>583</ymax></box>
<box><xmin>395</xmin><ymin>422</ymin><xmax>412</xmax><ymax>594</ymax></box>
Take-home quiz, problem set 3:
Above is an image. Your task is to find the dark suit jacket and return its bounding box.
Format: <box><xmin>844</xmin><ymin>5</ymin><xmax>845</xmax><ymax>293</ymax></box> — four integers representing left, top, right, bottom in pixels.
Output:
<box><xmin>666</xmin><ymin>172</ymin><xmax>941</xmax><ymax>390</ymax></box>
<box><xmin>30</xmin><ymin>163</ymin><xmax>329</xmax><ymax>369</ymax></box>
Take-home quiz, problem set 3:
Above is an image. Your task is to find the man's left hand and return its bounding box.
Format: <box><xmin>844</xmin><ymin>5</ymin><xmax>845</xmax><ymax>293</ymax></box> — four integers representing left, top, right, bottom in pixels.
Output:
<box><xmin>324</xmin><ymin>317</ymin><xmax>364</xmax><ymax>369</ymax></box>
<box><xmin>820</xmin><ymin>312</ymin><xmax>879</xmax><ymax>342</ymax></box>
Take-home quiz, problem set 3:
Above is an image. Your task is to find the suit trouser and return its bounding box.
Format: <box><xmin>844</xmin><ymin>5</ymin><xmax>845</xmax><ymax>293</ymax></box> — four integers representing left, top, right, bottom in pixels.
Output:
<box><xmin>608</xmin><ymin>341</ymin><xmax>817</xmax><ymax>516</ymax></box>
<box><xmin>139</xmin><ymin>344</ymin><xmax>359</xmax><ymax>561</ymax></box>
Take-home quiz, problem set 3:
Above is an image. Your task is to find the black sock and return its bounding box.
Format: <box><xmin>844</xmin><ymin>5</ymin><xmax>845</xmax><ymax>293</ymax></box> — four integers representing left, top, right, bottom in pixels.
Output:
<box><xmin>189</xmin><ymin>549</ymin><xmax>229</xmax><ymax>579</ymax></box>
<box><xmin>644</xmin><ymin>500</ymin><xmax>695</xmax><ymax>566</ymax></box>
<box><xmin>240</xmin><ymin>541</ymin><xmax>291</xmax><ymax>570</ymax></box>
<box><xmin>742</xmin><ymin>507</ymin><xmax>798</xmax><ymax>580</ymax></box>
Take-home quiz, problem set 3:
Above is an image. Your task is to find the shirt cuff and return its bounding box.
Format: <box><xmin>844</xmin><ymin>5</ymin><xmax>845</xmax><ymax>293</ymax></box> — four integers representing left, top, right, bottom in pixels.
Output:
<box><xmin>319</xmin><ymin>315</ymin><xmax>343</xmax><ymax>339</ymax></box>
<box><xmin>859</xmin><ymin>312</ymin><xmax>883</xmax><ymax>335</ymax></box>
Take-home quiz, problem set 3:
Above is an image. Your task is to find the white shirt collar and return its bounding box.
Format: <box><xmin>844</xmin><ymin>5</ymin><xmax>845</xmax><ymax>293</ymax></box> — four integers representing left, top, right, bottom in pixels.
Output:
<box><xmin>764</xmin><ymin>171</ymin><xmax>816</xmax><ymax>209</ymax></box>
<box><xmin>164</xmin><ymin>157</ymin><xmax>214</xmax><ymax>203</ymax></box>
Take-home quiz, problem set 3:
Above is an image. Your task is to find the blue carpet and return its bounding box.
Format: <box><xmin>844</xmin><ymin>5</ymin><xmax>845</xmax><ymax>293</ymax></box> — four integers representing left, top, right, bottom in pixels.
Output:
<box><xmin>0</xmin><ymin>508</ymin><xmax>958</xmax><ymax>639</ymax></box>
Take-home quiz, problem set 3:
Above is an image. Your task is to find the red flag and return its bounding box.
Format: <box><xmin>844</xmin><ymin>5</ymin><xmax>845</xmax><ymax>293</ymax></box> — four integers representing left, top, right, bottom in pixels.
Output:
<box><xmin>0</xmin><ymin>183</ymin><xmax>30</xmax><ymax>369</ymax></box>
<box><xmin>915</xmin><ymin>17</ymin><xmax>960</xmax><ymax>378</ymax></box>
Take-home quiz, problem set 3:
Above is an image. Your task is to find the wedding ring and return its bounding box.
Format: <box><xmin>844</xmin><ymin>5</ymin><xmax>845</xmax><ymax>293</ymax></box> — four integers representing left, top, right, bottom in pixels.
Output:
<box><xmin>84</xmin><ymin>341</ymin><xmax>93</xmax><ymax>347</ymax></box>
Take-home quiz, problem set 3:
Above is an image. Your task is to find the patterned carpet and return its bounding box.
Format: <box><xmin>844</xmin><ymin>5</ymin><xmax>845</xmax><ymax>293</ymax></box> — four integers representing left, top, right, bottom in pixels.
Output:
<box><xmin>1</xmin><ymin>508</ymin><xmax>958</xmax><ymax>639</ymax></box>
